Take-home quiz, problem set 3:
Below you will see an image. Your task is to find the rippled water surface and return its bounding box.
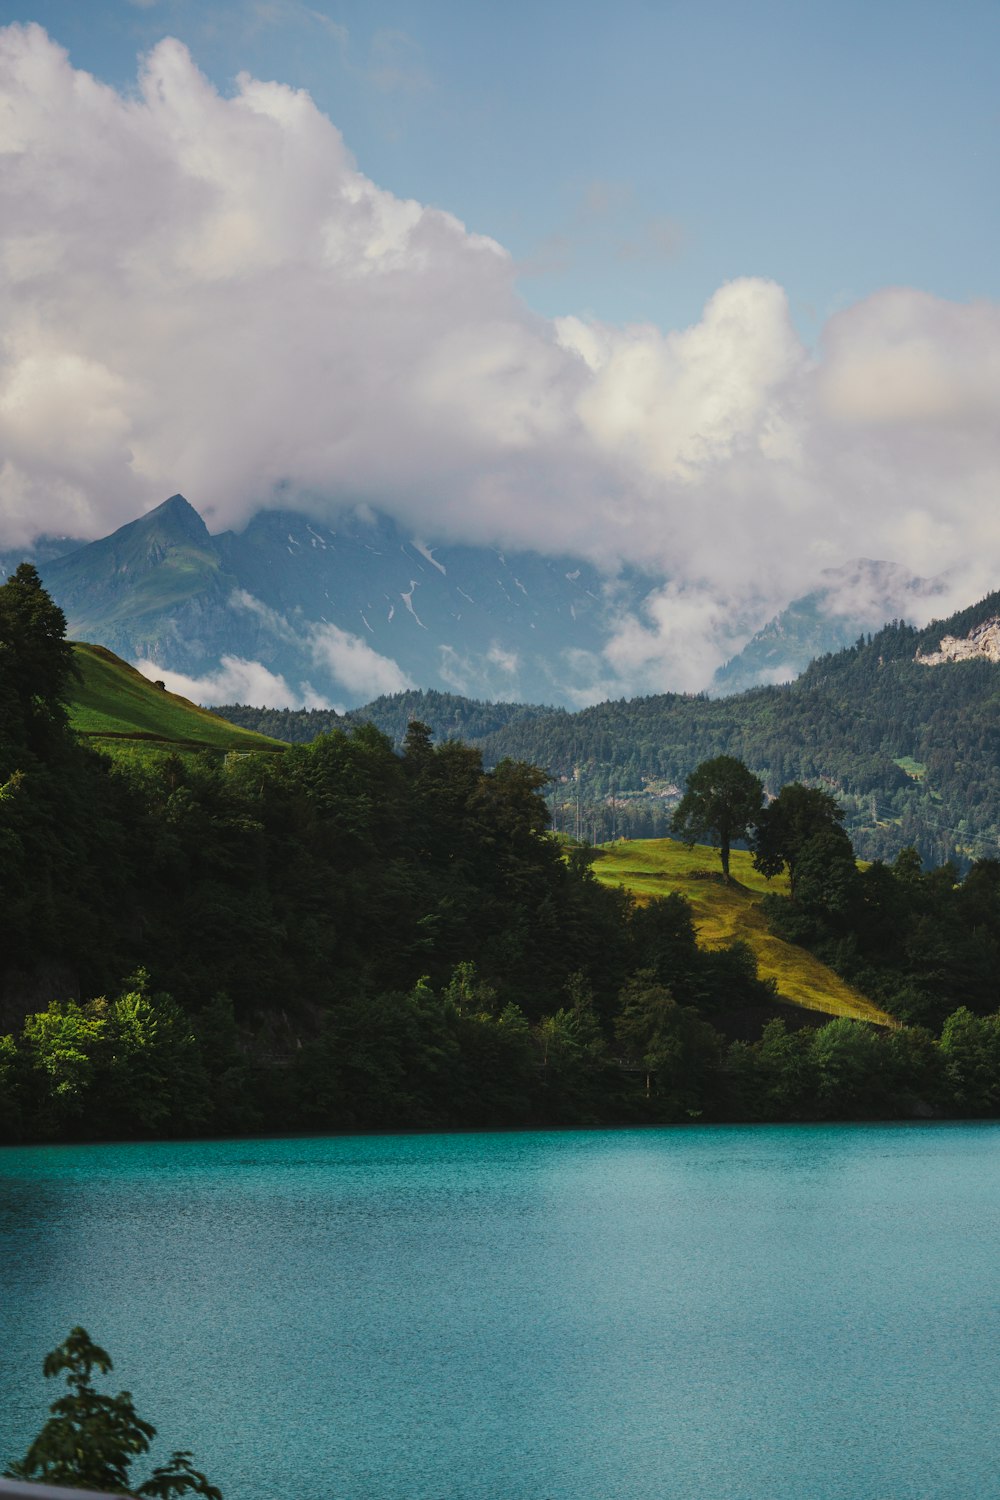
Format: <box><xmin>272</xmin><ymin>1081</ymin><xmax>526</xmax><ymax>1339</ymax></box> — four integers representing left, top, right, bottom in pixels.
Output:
<box><xmin>2</xmin><ymin>1124</ymin><xmax>1000</xmax><ymax>1500</ymax></box>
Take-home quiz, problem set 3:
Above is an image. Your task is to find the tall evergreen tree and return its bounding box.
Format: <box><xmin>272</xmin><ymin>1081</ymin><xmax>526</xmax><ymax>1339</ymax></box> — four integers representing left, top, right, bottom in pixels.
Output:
<box><xmin>0</xmin><ymin>562</ymin><xmax>76</xmax><ymax>758</ymax></box>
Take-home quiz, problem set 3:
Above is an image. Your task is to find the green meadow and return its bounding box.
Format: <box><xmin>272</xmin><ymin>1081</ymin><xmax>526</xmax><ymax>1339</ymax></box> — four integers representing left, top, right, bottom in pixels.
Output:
<box><xmin>68</xmin><ymin>642</ymin><xmax>285</xmax><ymax>756</ymax></box>
<box><xmin>591</xmin><ymin>838</ymin><xmax>896</xmax><ymax>1026</ymax></box>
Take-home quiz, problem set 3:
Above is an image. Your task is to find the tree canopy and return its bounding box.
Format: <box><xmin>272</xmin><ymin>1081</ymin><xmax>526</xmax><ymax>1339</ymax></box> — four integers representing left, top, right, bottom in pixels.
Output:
<box><xmin>0</xmin><ymin>561</ymin><xmax>76</xmax><ymax>757</ymax></box>
<box><xmin>752</xmin><ymin>781</ymin><xmax>849</xmax><ymax>895</ymax></box>
<box><xmin>5</xmin><ymin>575</ymin><xmax>1000</xmax><ymax>1134</ymax></box>
<box><xmin>670</xmin><ymin>755</ymin><xmax>764</xmax><ymax>880</ymax></box>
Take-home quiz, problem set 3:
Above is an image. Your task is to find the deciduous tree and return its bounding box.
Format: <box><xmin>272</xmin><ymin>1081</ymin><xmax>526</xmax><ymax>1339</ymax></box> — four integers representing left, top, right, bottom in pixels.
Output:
<box><xmin>5</xmin><ymin>1326</ymin><xmax>221</xmax><ymax>1498</ymax></box>
<box><xmin>751</xmin><ymin>782</ymin><xmax>848</xmax><ymax>896</ymax></box>
<box><xmin>670</xmin><ymin>755</ymin><xmax>764</xmax><ymax>881</ymax></box>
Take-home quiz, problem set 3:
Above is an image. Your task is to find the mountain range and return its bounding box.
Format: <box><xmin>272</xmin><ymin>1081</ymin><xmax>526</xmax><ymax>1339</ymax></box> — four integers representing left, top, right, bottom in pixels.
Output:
<box><xmin>0</xmin><ymin>494</ymin><xmax>952</xmax><ymax>708</ymax></box>
<box><xmin>17</xmin><ymin>495</ymin><xmax>653</xmax><ymax>709</ymax></box>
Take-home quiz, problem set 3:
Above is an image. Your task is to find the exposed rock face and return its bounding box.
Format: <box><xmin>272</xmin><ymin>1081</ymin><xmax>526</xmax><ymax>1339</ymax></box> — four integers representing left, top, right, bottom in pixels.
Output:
<box><xmin>916</xmin><ymin>616</ymin><xmax>1000</xmax><ymax>666</ymax></box>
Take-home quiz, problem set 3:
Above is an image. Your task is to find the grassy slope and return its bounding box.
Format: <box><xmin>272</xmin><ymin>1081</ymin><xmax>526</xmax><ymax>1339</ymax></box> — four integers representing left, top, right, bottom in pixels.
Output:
<box><xmin>69</xmin><ymin>643</ymin><xmax>285</xmax><ymax>752</ymax></box>
<box><xmin>591</xmin><ymin>838</ymin><xmax>896</xmax><ymax>1027</ymax></box>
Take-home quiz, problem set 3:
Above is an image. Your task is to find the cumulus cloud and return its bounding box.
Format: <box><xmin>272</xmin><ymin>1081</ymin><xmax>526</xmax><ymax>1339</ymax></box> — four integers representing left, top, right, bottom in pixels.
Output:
<box><xmin>308</xmin><ymin>622</ymin><xmax>413</xmax><ymax>696</ymax></box>
<box><xmin>602</xmin><ymin>582</ymin><xmax>764</xmax><ymax>697</ymax></box>
<box><xmin>135</xmin><ymin>655</ymin><xmax>334</xmax><ymax>709</ymax></box>
<box><xmin>2</xmin><ymin>24</ymin><xmax>1000</xmax><ymax>692</ymax></box>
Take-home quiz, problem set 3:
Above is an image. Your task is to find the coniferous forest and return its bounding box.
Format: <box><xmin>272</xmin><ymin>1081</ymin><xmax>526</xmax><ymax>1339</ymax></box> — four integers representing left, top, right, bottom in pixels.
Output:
<box><xmin>4</xmin><ymin>565</ymin><xmax>1000</xmax><ymax>1143</ymax></box>
<box><xmin>219</xmin><ymin>596</ymin><xmax>1000</xmax><ymax>867</ymax></box>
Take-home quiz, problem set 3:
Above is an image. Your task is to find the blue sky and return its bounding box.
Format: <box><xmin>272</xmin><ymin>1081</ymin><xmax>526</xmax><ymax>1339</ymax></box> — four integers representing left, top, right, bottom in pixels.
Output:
<box><xmin>7</xmin><ymin>0</ymin><xmax>1000</xmax><ymax>337</ymax></box>
<box><xmin>2</xmin><ymin>0</ymin><xmax>1000</xmax><ymax>697</ymax></box>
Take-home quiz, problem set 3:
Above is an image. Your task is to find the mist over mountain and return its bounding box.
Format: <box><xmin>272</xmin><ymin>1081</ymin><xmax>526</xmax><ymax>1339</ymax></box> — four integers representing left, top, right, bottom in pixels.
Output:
<box><xmin>23</xmin><ymin>493</ymin><xmax>960</xmax><ymax>709</ymax></box>
<box><xmin>265</xmin><ymin>584</ymin><xmax>1000</xmax><ymax>870</ymax></box>
<box><xmin>3</xmin><ymin>25</ymin><xmax>1000</xmax><ymax>699</ymax></box>
<box><xmin>0</xmin><ymin>534</ymin><xmax>84</xmax><ymax>577</ymax></box>
<box><xmin>712</xmin><ymin>560</ymin><xmax>949</xmax><ymax>695</ymax></box>
<box><xmin>35</xmin><ymin>495</ymin><xmax>659</xmax><ymax>709</ymax></box>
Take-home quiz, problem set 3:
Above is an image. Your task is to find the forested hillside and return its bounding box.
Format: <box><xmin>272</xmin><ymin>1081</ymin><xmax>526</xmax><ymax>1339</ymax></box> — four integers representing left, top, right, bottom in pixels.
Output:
<box><xmin>219</xmin><ymin>592</ymin><xmax>1000</xmax><ymax>865</ymax></box>
<box><xmin>464</xmin><ymin>618</ymin><xmax>1000</xmax><ymax>865</ymax></box>
<box><xmin>217</xmin><ymin>690</ymin><xmax>549</xmax><ymax>751</ymax></box>
<box><xmin>6</xmin><ymin>565</ymin><xmax>1000</xmax><ymax>1140</ymax></box>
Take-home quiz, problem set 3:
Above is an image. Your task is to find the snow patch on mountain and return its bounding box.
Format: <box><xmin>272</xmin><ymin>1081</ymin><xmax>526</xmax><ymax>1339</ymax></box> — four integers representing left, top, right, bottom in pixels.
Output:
<box><xmin>401</xmin><ymin>582</ymin><xmax>426</xmax><ymax>628</ymax></box>
<box><xmin>411</xmin><ymin>539</ymin><xmax>446</xmax><ymax>575</ymax></box>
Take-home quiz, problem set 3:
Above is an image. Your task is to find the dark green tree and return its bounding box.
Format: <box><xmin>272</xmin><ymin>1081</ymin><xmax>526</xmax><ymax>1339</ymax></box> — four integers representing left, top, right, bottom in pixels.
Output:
<box><xmin>939</xmin><ymin>1007</ymin><xmax>1000</xmax><ymax>1115</ymax></box>
<box><xmin>5</xmin><ymin>1326</ymin><xmax>221</xmax><ymax>1497</ymax></box>
<box><xmin>752</xmin><ymin>782</ymin><xmax>848</xmax><ymax>896</ymax></box>
<box><xmin>810</xmin><ymin>1017</ymin><xmax>886</xmax><ymax>1117</ymax></box>
<box><xmin>0</xmin><ymin>562</ymin><xmax>77</xmax><ymax>756</ymax></box>
<box><xmin>793</xmin><ymin>828</ymin><xmax>861</xmax><ymax>923</ymax></box>
<box><xmin>614</xmin><ymin>970</ymin><xmax>721</xmax><ymax>1112</ymax></box>
<box><xmin>670</xmin><ymin>755</ymin><xmax>764</xmax><ymax>881</ymax></box>
<box><xmin>628</xmin><ymin>893</ymin><xmax>702</xmax><ymax>998</ymax></box>
<box><xmin>738</xmin><ymin>1018</ymin><xmax>818</xmax><ymax>1120</ymax></box>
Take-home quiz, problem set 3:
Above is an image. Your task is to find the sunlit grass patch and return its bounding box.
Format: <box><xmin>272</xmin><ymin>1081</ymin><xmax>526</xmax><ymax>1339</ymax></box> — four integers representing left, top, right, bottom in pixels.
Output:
<box><xmin>69</xmin><ymin>643</ymin><xmax>285</xmax><ymax>754</ymax></box>
<box><xmin>592</xmin><ymin>837</ymin><xmax>895</xmax><ymax>1026</ymax></box>
<box><xmin>894</xmin><ymin>756</ymin><xmax>927</xmax><ymax>781</ymax></box>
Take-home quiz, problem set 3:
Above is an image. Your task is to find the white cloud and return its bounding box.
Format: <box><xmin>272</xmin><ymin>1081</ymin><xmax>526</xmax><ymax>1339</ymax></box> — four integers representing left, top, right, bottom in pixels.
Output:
<box><xmin>602</xmin><ymin>582</ymin><xmax>761</xmax><ymax>696</ymax></box>
<box><xmin>486</xmin><ymin>644</ymin><xmax>519</xmax><ymax>674</ymax></box>
<box><xmin>135</xmin><ymin>654</ymin><xmax>331</xmax><ymax>708</ymax></box>
<box><xmin>437</xmin><ymin>644</ymin><xmax>525</xmax><ymax>701</ymax></box>
<box><xmin>307</xmin><ymin>622</ymin><xmax>413</xmax><ymax>697</ymax></box>
<box><xmin>227</xmin><ymin>587</ymin><xmax>412</xmax><ymax>698</ymax></box>
<box><xmin>229</xmin><ymin>587</ymin><xmax>298</xmax><ymax>638</ymax></box>
<box><xmin>2</xmin><ymin>25</ymin><xmax>1000</xmax><ymax>690</ymax></box>
<box><xmin>819</xmin><ymin>290</ymin><xmax>1000</xmax><ymax>428</ymax></box>
<box><xmin>556</xmin><ymin>278</ymin><xmax>806</xmax><ymax>497</ymax></box>
<box><xmin>555</xmin><ymin>648</ymin><xmax>624</xmax><ymax>710</ymax></box>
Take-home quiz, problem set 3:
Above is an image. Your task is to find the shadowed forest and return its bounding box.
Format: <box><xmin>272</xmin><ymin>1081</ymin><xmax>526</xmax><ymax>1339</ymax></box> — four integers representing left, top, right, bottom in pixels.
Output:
<box><xmin>4</xmin><ymin>565</ymin><xmax>1000</xmax><ymax>1142</ymax></box>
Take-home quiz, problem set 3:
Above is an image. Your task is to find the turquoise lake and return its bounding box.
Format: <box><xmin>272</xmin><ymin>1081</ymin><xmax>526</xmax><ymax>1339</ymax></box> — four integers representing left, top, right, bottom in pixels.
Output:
<box><xmin>2</xmin><ymin>1124</ymin><xmax>999</xmax><ymax>1499</ymax></box>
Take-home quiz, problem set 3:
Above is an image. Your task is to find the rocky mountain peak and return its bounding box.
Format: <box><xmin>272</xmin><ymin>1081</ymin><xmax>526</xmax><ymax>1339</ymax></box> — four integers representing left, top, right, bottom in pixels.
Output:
<box><xmin>140</xmin><ymin>493</ymin><xmax>212</xmax><ymax>542</ymax></box>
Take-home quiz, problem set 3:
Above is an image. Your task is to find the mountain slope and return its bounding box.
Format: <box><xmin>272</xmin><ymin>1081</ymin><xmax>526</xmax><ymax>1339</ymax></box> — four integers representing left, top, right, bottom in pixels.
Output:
<box><xmin>0</xmin><ymin>533</ymin><xmax>84</xmax><ymax>579</ymax></box>
<box><xmin>69</xmin><ymin>642</ymin><xmax>284</xmax><ymax>752</ymax></box>
<box><xmin>712</xmin><ymin>558</ymin><xmax>945</xmax><ymax>694</ymax></box>
<box><xmin>37</xmin><ymin>496</ymin><xmax>655</xmax><ymax>709</ymax></box>
<box><xmin>30</xmin><ymin>494</ymin><xmax>957</xmax><ymax>709</ymax></box>
<box><xmin>45</xmin><ymin>496</ymin><xmax>242</xmax><ymax>669</ymax></box>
